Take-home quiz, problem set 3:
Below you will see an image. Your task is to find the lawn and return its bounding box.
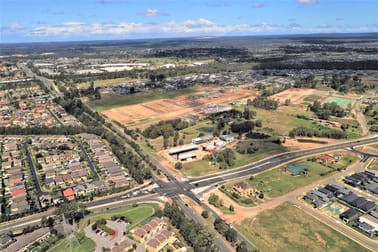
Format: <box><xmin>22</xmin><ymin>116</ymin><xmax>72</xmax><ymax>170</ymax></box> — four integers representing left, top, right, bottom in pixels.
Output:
<box><xmin>77</xmin><ymin>77</ymin><xmax>140</xmax><ymax>89</ymax></box>
<box><xmin>79</xmin><ymin>204</ymin><xmax>157</xmax><ymax>231</ymax></box>
<box><xmin>235</xmin><ymin>202</ymin><xmax>370</xmax><ymax>252</ymax></box>
<box><xmin>182</xmin><ymin>141</ymin><xmax>287</xmax><ymax>177</ymax></box>
<box><xmin>254</xmin><ymin>104</ymin><xmax>316</xmax><ymax>136</ymax></box>
<box><xmin>48</xmin><ymin>232</ymin><xmax>95</xmax><ymax>252</ymax></box>
<box><xmin>245</xmin><ymin>152</ymin><xmax>356</xmax><ymax>198</ymax></box>
<box><xmin>88</xmin><ymin>86</ymin><xmax>200</xmax><ymax>111</ymax></box>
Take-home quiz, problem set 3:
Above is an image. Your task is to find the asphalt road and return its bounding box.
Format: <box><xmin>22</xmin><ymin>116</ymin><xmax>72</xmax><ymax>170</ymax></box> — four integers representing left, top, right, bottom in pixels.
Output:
<box><xmin>188</xmin><ymin>136</ymin><xmax>378</xmax><ymax>188</ymax></box>
<box><xmin>0</xmin><ymin>194</ymin><xmax>157</xmax><ymax>235</ymax></box>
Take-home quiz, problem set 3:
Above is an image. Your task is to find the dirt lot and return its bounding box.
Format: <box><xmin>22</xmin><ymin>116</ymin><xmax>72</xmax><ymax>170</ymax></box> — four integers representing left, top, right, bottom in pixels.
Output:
<box><xmin>102</xmin><ymin>86</ymin><xmax>254</xmax><ymax>129</ymax></box>
<box><xmin>269</xmin><ymin>88</ymin><xmax>318</xmax><ymax>104</ymax></box>
<box><xmin>283</xmin><ymin>137</ymin><xmax>342</xmax><ymax>150</ymax></box>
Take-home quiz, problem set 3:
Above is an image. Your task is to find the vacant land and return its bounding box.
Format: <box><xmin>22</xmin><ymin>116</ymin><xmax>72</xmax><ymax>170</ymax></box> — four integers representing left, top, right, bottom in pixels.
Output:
<box><xmin>253</xmin><ymin>104</ymin><xmax>315</xmax><ymax>135</ymax></box>
<box><xmin>245</xmin><ymin>152</ymin><xmax>356</xmax><ymax>198</ymax></box>
<box><xmin>269</xmin><ymin>88</ymin><xmax>318</xmax><ymax>104</ymax></box>
<box><xmin>235</xmin><ymin>202</ymin><xmax>370</xmax><ymax>252</ymax></box>
<box><xmin>100</xmin><ymin>86</ymin><xmax>254</xmax><ymax>128</ymax></box>
<box><xmin>49</xmin><ymin>232</ymin><xmax>95</xmax><ymax>252</ymax></box>
<box><xmin>90</xmin><ymin>86</ymin><xmax>200</xmax><ymax>111</ymax></box>
<box><xmin>79</xmin><ymin>204</ymin><xmax>157</xmax><ymax>231</ymax></box>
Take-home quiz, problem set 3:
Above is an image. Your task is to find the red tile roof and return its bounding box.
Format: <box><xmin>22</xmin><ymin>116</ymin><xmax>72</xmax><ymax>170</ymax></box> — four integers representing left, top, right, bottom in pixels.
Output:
<box><xmin>11</xmin><ymin>188</ymin><xmax>26</xmax><ymax>197</ymax></box>
<box><xmin>63</xmin><ymin>188</ymin><xmax>74</xmax><ymax>198</ymax></box>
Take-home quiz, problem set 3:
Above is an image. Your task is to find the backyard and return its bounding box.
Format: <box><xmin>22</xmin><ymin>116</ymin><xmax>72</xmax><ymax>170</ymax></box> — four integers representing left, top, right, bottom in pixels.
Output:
<box><xmin>235</xmin><ymin>202</ymin><xmax>370</xmax><ymax>252</ymax></box>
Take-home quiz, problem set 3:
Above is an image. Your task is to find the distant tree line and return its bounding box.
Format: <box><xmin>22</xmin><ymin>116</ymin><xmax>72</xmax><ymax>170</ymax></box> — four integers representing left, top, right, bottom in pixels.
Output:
<box><xmin>255</xmin><ymin>60</ymin><xmax>378</xmax><ymax>71</ymax></box>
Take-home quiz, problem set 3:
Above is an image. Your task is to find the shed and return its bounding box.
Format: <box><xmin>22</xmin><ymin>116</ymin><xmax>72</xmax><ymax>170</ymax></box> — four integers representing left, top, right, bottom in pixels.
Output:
<box><xmin>287</xmin><ymin>165</ymin><xmax>308</xmax><ymax>176</ymax></box>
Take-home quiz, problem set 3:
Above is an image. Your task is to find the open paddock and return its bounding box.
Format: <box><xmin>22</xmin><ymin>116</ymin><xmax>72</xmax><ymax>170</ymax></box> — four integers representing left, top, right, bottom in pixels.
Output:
<box><xmin>101</xmin><ymin>86</ymin><xmax>254</xmax><ymax>129</ymax></box>
<box><xmin>269</xmin><ymin>88</ymin><xmax>318</xmax><ymax>104</ymax></box>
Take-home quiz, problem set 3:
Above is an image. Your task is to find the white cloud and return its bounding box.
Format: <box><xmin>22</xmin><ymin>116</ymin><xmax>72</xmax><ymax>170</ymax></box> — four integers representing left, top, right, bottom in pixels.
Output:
<box><xmin>205</xmin><ymin>0</ymin><xmax>228</xmax><ymax>7</ymax></box>
<box><xmin>298</xmin><ymin>0</ymin><xmax>319</xmax><ymax>4</ymax></box>
<box><xmin>252</xmin><ymin>2</ymin><xmax>264</xmax><ymax>9</ymax></box>
<box><xmin>27</xmin><ymin>19</ymin><xmax>372</xmax><ymax>38</ymax></box>
<box><xmin>138</xmin><ymin>8</ymin><xmax>168</xmax><ymax>17</ymax></box>
<box><xmin>1</xmin><ymin>23</ymin><xmax>24</xmax><ymax>31</ymax></box>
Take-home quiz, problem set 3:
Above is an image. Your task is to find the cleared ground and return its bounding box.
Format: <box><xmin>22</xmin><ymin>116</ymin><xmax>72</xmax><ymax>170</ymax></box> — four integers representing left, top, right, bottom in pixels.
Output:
<box><xmin>269</xmin><ymin>88</ymin><xmax>318</xmax><ymax>104</ymax></box>
<box><xmin>101</xmin><ymin>86</ymin><xmax>254</xmax><ymax>129</ymax></box>
<box><xmin>235</xmin><ymin>202</ymin><xmax>370</xmax><ymax>252</ymax></box>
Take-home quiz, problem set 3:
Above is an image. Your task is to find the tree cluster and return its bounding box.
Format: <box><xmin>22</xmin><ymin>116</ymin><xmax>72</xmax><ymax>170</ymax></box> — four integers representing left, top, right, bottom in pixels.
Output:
<box><xmin>214</xmin><ymin>218</ymin><xmax>238</xmax><ymax>243</ymax></box>
<box><xmin>164</xmin><ymin>203</ymin><xmax>217</xmax><ymax>252</ymax></box>
<box><xmin>289</xmin><ymin>127</ymin><xmax>347</xmax><ymax>139</ymax></box>
<box><xmin>309</xmin><ymin>101</ymin><xmax>346</xmax><ymax>120</ymax></box>
<box><xmin>143</xmin><ymin>119</ymin><xmax>189</xmax><ymax>139</ymax></box>
<box><xmin>250</xmin><ymin>96</ymin><xmax>279</xmax><ymax>110</ymax></box>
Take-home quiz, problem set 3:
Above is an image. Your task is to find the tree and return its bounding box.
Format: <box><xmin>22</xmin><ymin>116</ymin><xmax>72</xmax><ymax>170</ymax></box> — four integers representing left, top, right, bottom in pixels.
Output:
<box><xmin>229</xmin><ymin>205</ymin><xmax>235</xmax><ymax>212</ymax></box>
<box><xmin>208</xmin><ymin>194</ymin><xmax>219</xmax><ymax>206</ymax></box>
<box><xmin>55</xmin><ymin>201</ymin><xmax>80</xmax><ymax>222</ymax></box>
<box><xmin>175</xmin><ymin>162</ymin><xmax>183</xmax><ymax>170</ymax></box>
<box><xmin>237</xmin><ymin>241</ymin><xmax>250</xmax><ymax>252</ymax></box>
<box><xmin>201</xmin><ymin>211</ymin><xmax>209</xmax><ymax>219</ymax></box>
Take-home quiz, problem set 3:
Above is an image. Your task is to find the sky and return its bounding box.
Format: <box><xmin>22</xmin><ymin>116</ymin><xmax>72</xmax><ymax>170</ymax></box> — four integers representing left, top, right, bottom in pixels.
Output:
<box><xmin>1</xmin><ymin>0</ymin><xmax>377</xmax><ymax>43</ymax></box>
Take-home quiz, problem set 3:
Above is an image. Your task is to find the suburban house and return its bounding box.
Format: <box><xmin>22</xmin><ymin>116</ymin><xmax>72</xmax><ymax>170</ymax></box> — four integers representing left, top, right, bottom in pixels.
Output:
<box><xmin>146</xmin><ymin>230</ymin><xmax>176</xmax><ymax>252</ymax></box>
<box><xmin>111</xmin><ymin>239</ymin><xmax>133</xmax><ymax>252</ymax></box>
<box><xmin>233</xmin><ymin>181</ymin><xmax>254</xmax><ymax>197</ymax></box>
<box><xmin>340</xmin><ymin>208</ymin><xmax>360</xmax><ymax>223</ymax></box>
<box><xmin>131</xmin><ymin>218</ymin><xmax>165</xmax><ymax>243</ymax></box>
<box><xmin>63</xmin><ymin>188</ymin><xmax>75</xmax><ymax>201</ymax></box>
<box><xmin>316</xmin><ymin>154</ymin><xmax>336</xmax><ymax>164</ymax></box>
<box><xmin>220</xmin><ymin>135</ymin><xmax>234</xmax><ymax>143</ymax></box>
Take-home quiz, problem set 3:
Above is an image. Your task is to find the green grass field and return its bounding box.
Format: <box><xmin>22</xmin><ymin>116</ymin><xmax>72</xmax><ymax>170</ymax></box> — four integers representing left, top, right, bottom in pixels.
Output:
<box><xmin>78</xmin><ymin>77</ymin><xmax>141</xmax><ymax>89</ymax></box>
<box><xmin>235</xmin><ymin>202</ymin><xmax>370</xmax><ymax>252</ymax></box>
<box><xmin>245</xmin><ymin>153</ymin><xmax>356</xmax><ymax>198</ymax></box>
<box><xmin>48</xmin><ymin>232</ymin><xmax>95</xmax><ymax>252</ymax></box>
<box><xmin>253</xmin><ymin>104</ymin><xmax>316</xmax><ymax>136</ymax></box>
<box><xmin>79</xmin><ymin>204</ymin><xmax>157</xmax><ymax>230</ymax></box>
<box><xmin>89</xmin><ymin>86</ymin><xmax>200</xmax><ymax>111</ymax></box>
<box><xmin>324</xmin><ymin>97</ymin><xmax>354</xmax><ymax>106</ymax></box>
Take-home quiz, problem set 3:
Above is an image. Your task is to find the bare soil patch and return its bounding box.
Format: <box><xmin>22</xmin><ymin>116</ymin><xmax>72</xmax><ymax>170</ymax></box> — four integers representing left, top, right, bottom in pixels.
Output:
<box><xmin>269</xmin><ymin>88</ymin><xmax>317</xmax><ymax>104</ymax></box>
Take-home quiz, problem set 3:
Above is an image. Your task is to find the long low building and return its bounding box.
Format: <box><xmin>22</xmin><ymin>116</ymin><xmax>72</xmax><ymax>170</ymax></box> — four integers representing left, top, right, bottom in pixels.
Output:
<box><xmin>168</xmin><ymin>144</ymin><xmax>198</xmax><ymax>155</ymax></box>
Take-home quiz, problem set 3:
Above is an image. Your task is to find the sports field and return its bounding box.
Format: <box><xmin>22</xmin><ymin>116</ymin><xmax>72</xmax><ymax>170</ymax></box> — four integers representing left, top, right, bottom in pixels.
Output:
<box><xmin>323</xmin><ymin>96</ymin><xmax>354</xmax><ymax>106</ymax></box>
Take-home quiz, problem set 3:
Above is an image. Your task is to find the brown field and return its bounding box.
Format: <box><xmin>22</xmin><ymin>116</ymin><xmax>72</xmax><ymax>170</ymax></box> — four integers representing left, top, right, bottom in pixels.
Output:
<box><xmin>102</xmin><ymin>86</ymin><xmax>254</xmax><ymax>129</ymax></box>
<box><xmin>269</xmin><ymin>88</ymin><xmax>318</xmax><ymax>104</ymax></box>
